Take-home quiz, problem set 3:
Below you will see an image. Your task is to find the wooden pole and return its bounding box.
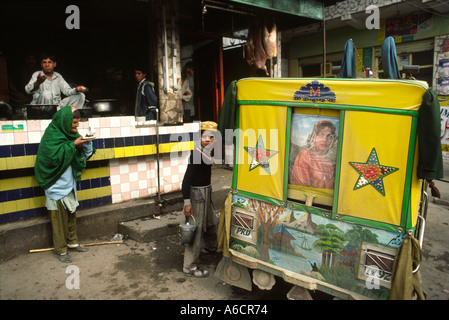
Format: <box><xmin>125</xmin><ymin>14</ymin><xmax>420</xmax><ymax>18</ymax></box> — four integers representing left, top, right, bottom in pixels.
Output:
<box><xmin>29</xmin><ymin>240</ymin><xmax>124</xmax><ymax>253</ymax></box>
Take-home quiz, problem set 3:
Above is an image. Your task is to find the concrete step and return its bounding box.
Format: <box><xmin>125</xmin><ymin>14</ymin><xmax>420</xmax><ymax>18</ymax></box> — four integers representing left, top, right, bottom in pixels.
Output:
<box><xmin>118</xmin><ymin>210</ymin><xmax>183</xmax><ymax>242</ymax></box>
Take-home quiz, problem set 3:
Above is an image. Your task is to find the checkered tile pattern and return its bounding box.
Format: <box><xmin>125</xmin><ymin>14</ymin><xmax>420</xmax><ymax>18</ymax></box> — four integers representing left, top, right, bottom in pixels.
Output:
<box><xmin>109</xmin><ymin>153</ymin><xmax>189</xmax><ymax>204</ymax></box>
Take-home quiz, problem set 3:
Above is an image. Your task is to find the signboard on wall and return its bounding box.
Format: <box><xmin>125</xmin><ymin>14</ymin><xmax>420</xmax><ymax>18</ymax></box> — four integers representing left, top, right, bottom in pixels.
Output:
<box><xmin>439</xmin><ymin>96</ymin><xmax>449</xmax><ymax>159</ymax></box>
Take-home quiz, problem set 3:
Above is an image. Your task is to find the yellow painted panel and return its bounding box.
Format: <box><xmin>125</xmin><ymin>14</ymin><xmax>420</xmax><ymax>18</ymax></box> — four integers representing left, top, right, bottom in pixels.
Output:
<box><xmin>77</xmin><ymin>186</ymin><xmax>111</xmax><ymax>201</ymax></box>
<box><xmin>134</xmin><ymin>146</ymin><xmax>144</xmax><ymax>156</ymax></box>
<box><xmin>236</xmin><ymin>105</ymin><xmax>287</xmax><ymax>201</ymax></box>
<box><xmin>29</xmin><ymin>196</ymin><xmax>46</xmax><ymax>209</ymax></box>
<box><xmin>0</xmin><ymin>158</ymin><xmax>6</xmax><ymax>171</ymax></box>
<box><xmin>114</xmin><ymin>147</ymin><xmax>125</xmax><ymax>158</ymax></box>
<box><xmin>15</xmin><ymin>198</ymin><xmax>30</xmax><ymax>211</ymax></box>
<box><xmin>3</xmin><ymin>201</ymin><xmax>17</xmax><ymax>214</ymax></box>
<box><xmin>81</xmin><ymin>167</ymin><xmax>110</xmax><ymax>180</ymax></box>
<box><xmin>236</xmin><ymin>78</ymin><xmax>427</xmax><ymax>111</ymax></box>
<box><xmin>6</xmin><ymin>157</ymin><xmax>21</xmax><ymax>170</ymax></box>
<box><xmin>143</xmin><ymin>145</ymin><xmax>156</xmax><ymax>155</ymax></box>
<box><xmin>0</xmin><ymin>178</ymin><xmax>15</xmax><ymax>191</ymax></box>
<box><xmin>20</xmin><ymin>155</ymin><xmax>36</xmax><ymax>168</ymax></box>
<box><xmin>337</xmin><ymin>111</ymin><xmax>412</xmax><ymax>226</ymax></box>
<box><xmin>124</xmin><ymin>146</ymin><xmax>136</xmax><ymax>157</ymax></box>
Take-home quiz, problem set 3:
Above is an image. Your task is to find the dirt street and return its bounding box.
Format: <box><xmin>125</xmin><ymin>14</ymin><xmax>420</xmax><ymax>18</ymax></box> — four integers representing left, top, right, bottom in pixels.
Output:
<box><xmin>1</xmin><ymin>178</ymin><xmax>448</xmax><ymax>301</ymax></box>
<box><xmin>0</xmin><ymin>232</ymin><xmax>292</xmax><ymax>300</ymax></box>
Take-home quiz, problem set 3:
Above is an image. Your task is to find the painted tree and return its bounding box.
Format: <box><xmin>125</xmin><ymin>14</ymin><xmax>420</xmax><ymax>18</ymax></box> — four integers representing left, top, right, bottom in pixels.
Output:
<box><xmin>313</xmin><ymin>224</ymin><xmax>346</xmax><ymax>267</ymax></box>
<box><xmin>345</xmin><ymin>225</ymin><xmax>379</xmax><ymax>248</ymax></box>
<box><xmin>246</xmin><ymin>199</ymin><xmax>286</xmax><ymax>260</ymax></box>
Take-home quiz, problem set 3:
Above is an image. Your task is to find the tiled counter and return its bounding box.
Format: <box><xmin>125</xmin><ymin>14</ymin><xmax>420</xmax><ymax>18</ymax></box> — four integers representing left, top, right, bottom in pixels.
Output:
<box><xmin>0</xmin><ymin>116</ymin><xmax>197</xmax><ymax>224</ymax></box>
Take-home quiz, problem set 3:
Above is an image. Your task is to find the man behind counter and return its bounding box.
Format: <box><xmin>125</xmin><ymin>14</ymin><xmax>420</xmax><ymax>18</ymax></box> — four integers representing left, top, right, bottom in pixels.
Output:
<box><xmin>25</xmin><ymin>53</ymin><xmax>87</xmax><ymax>110</ymax></box>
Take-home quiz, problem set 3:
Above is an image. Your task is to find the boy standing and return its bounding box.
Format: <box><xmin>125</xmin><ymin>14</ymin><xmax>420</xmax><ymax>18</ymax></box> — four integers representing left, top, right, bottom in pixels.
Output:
<box><xmin>181</xmin><ymin>121</ymin><xmax>219</xmax><ymax>277</ymax></box>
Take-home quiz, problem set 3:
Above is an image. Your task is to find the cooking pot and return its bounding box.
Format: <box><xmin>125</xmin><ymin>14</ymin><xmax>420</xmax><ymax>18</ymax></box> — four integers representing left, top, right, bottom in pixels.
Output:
<box><xmin>0</xmin><ymin>101</ymin><xmax>14</xmax><ymax>119</ymax></box>
<box><xmin>25</xmin><ymin>104</ymin><xmax>58</xmax><ymax>119</ymax></box>
<box><xmin>90</xmin><ymin>99</ymin><xmax>117</xmax><ymax>113</ymax></box>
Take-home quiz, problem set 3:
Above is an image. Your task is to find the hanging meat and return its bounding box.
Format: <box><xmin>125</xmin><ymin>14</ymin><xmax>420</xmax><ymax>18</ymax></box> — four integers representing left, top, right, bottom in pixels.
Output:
<box><xmin>263</xmin><ymin>16</ymin><xmax>277</xmax><ymax>59</ymax></box>
<box><xmin>245</xmin><ymin>16</ymin><xmax>277</xmax><ymax>75</ymax></box>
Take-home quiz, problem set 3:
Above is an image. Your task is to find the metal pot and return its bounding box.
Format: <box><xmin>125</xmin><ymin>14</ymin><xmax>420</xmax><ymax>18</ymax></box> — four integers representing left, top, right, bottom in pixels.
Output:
<box><xmin>90</xmin><ymin>99</ymin><xmax>117</xmax><ymax>113</ymax></box>
<box><xmin>0</xmin><ymin>101</ymin><xmax>14</xmax><ymax>119</ymax></box>
<box><xmin>179</xmin><ymin>215</ymin><xmax>197</xmax><ymax>246</ymax></box>
<box><xmin>25</xmin><ymin>104</ymin><xmax>58</xmax><ymax>119</ymax></box>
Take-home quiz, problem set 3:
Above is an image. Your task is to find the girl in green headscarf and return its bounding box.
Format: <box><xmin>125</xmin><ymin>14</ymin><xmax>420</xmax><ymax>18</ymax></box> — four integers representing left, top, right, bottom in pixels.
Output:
<box><xmin>35</xmin><ymin>105</ymin><xmax>95</xmax><ymax>262</ymax></box>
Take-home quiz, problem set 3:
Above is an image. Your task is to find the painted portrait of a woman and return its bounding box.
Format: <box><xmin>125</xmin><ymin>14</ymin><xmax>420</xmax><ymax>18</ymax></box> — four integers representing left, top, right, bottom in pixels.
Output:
<box><xmin>290</xmin><ymin>118</ymin><xmax>337</xmax><ymax>189</ymax></box>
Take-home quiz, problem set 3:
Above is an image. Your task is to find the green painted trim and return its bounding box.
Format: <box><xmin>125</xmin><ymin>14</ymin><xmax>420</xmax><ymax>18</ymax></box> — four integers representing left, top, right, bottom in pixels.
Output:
<box><xmin>332</xmin><ymin>110</ymin><xmax>345</xmax><ymax>214</ymax></box>
<box><xmin>402</xmin><ymin>116</ymin><xmax>419</xmax><ymax>230</ymax></box>
<box><xmin>238</xmin><ymin>100</ymin><xmax>419</xmax><ymax>116</ymax></box>
<box><xmin>234</xmin><ymin>189</ymin><xmax>284</xmax><ymax>207</ymax></box>
<box><xmin>286</xmin><ymin>201</ymin><xmax>331</xmax><ymax>218</ymax></box>
<box><xmin>237</xmin><ymin>77</ymin><xmax>430</xmax><ymax>90</ymax></box>
<box><xmin>284</xmin><ymin>108</ymin><xmax>292</xmax><ymax>203</ymax></box>
<box><xmin>231</xmin><ymin>105</ymin><xmax>240</xmax><ymax>190</ymax></box>
<box><xmin>335</xmin><ymin>214</ymin><xmax>403</xmax><ymax>234</ymax></box>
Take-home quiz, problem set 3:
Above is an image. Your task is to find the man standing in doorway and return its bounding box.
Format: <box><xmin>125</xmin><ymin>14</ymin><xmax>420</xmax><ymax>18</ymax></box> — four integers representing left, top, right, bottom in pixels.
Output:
<box><xmin>134</xmin><ymin>67</ymin><xmax>158</xmax><ymax>120</ymax></box>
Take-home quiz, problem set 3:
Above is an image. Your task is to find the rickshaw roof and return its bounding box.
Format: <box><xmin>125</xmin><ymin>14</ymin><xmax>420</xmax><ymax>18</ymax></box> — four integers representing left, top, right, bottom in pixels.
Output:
<box><xmin>236</xmin><ymin>78</ymin><xmax>429</xmax><ymax>112</ymax></box>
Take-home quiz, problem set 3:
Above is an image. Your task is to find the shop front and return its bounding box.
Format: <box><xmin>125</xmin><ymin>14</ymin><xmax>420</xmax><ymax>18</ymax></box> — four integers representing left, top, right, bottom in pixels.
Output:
<box><xmin>0</xmin><ymin>0</ymin><xmax>324</xmax><ymax>225</ymax></box>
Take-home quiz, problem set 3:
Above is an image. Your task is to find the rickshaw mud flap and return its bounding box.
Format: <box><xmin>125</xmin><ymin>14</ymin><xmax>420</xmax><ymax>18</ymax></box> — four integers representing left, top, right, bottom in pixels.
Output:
<box><xmin>228</xmin><ymin>249</ymin><xmax>371</xmax><ymax>300</ymax></box>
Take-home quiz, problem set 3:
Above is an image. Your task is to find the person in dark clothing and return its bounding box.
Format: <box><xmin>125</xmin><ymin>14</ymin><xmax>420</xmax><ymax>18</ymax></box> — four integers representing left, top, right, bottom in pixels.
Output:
<box><xmin>181</xmin><ymin>121</ymin><xmax>219</xmax><ymax>277</ymax></box>
<box><xmin>134</xmin><ymin>67</ymin><xmax>158</xmax><ymax>120</ymax></box>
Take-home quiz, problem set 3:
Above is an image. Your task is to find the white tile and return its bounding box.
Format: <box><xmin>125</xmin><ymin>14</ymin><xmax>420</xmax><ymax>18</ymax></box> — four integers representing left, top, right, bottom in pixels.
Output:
<box><xmin>169</xmin><ymin>156</ymin><xmax>179</xmax><ymax>166</ymax></box>
<box><xmin>110</xmin><ymin>175</ymin><xmax>121</xmax><ymax>185</ymax></box>
<box><xmin>112</xmin><ymin>194</ymin><xmax>122</xmax><ymax>203</ymax></box>
<box><xmin>131</xmin><ymin>190</ymin><xmax>140</xmax><ymax>199</ymax></box>
<box><xmin>119</xmin><ymin>163</ymin><xmax>129</xmax><ymax>174</ymax></box>
<box><xmin>178</xmin><ymin>164</ymin><xmax>187</xmax><ymax>173</ymax></box>
<box><xmin>138</xmin><ymin>180</ymin><xmax>148</xmax><ymax>189</ymax></box>
<box><xmin>158</xmin><ymin>126</ymin><xmax>167</xmax><ymax>134</ymax></box>
<box><xmin>148</xmin><ymin>187</ymin><xmax>157</xmax><ymax>195</ymax></box>
<box><xmin>163</xmin><ymin>167</ymin><xmax>171</xmax><ymax>176</ymax></box>
<box><xmin>129</xmin><ymin>172</ymin><xmax>138</xmax><ymax>182</ymax></box>
<box><xmin>137</xmin><ymin>161</ymin><xmax>146</xmax><ymax>171</ymax></box>
<box><xmin>140</xmin><ymin>127</ymin><xmax>150</xmax><ymax>136</ymax></box>
<box><xmin>40</xmin><ymin>120</ymin><xmax>51</xmax><ymax>131</ymax></box>
<box><xmin>88</xmin><ymin>117</ymin><xmax>100</xmax><ymax>129</ymax></box>
<box><xmin>120</xmin><ymin>126</ymin><xmax>131</xmax><ymax>137</ymax></box>
<box><xmin>121</xmin><ymin>182</ymin><xmax>130</xmax><ymax>193</ymax></box>
<box><xmin>164</xmin><ymin>184</ymin><xmax>172</xmax><ymax>193</ymax></box>
<box><xmin>0</xmin><ymin>133</ymin><xmax>14</xmax><ymax>145</ymax></box>
<box><xmin>110</xmin><ymin>117</ymin><xmax>121</xmax><ymax>128</ymax></box>
<box><xmin>99</xmin><ymin>128</ymin><xmax>111</xmax><ymax>139</ymax></box>
<box><xmin>171</xmin><ymin>174</ymin><xmax>180</xmax><ymax>184</ymax></box>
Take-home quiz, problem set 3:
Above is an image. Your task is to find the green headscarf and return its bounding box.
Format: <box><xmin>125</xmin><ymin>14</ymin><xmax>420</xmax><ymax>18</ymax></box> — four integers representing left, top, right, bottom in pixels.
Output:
<box><xmin>34</xmin><ymin>106</ymin><xmax>88</xmax><ymax>189</ymax></box>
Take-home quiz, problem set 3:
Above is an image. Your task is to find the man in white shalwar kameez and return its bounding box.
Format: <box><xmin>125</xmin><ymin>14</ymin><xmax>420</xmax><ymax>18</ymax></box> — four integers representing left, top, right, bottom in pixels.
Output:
<box><xmin>25</xmin><ymin>53</ymin><xmax>87</xmax><ymax>110</ymax></box>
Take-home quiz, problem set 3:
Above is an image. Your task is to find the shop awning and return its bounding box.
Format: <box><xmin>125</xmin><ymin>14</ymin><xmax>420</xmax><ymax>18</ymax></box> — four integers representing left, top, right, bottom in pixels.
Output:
<box><xmin>229</xmin><ymin>0</ymin><xmax>323</xmax><ymax>20</ymax></box>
